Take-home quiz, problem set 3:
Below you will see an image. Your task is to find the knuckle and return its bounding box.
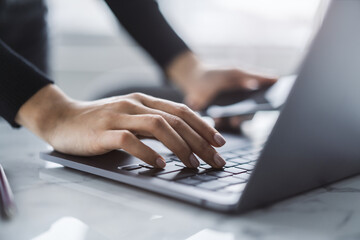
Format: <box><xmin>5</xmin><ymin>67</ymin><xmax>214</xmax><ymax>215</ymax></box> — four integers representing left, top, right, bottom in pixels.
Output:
<box><xmin>90</xmin><ymin>141</ymin><xmax>103</xmax><ymax>154</ymax></box>
<box><xmin>169</xmin><ymin>116</ymin><xmax>184</xmax><ymax>129</ymax></box>
<box><xmin>101</xmin><ymin>118</ymin><xmax>112</xmax><ymax>128</ymax></box>
<box><xmin>230</xmin><ymin>69</ymin><xmax>241</xmax><ymax>75</ymax></box>
<box><xmin>105</xmin><ymin>111</ymin><xmax>117</xmax><ymax>121</ymax></box>
<box><xmin>148</xmin><ymin>115</ymin><xmax>166</xmax><ymax>129</ymax></box>
<box><xmin>118</xmin><ymin>130</ymin><xmax>133</xmax><ymax>145</ymax></box>
<box><xmin>176</xmin><ymin>104</ymin><xmax>192</xmax><ymax>117</ymax></box>
<box><xmin>97</xmin><ymin>113</ymin><xmax>112</xmax><ymax>127</ymax></box>
<box><xmin>129</xmin><ymin>92</ymin><xmax>144</xmax><ymax>100</ymax></box>
<box><xmin>150</xmin><ymin>98</ymin><xmax>162</xmax><ymax>106</ymax></box>
<box><xmin>117</xmin><ymin>99</ymin><xmax>135</xmax><ymax>109</ymax></box>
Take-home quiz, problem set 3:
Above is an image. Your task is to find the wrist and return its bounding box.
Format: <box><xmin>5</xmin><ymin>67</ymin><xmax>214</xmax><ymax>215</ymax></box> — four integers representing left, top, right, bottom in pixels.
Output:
<box><xmin>166</xmin><ymin>51</ymin><xmax>205</xmax><ymax>93</ymax></box>
<box><xmin>15</xmin><ymin>84</ymin><xmax>75</xmax><ymax>142</ymax></box>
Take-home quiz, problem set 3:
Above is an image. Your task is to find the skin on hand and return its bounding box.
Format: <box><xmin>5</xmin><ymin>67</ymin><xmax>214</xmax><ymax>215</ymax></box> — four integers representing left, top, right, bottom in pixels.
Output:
<box><xmin>167</xmin><ymin>51</ymin><xmax>278</xmax><ymax>111</ymax></box>
<box><xmin>15</xmin><ymin>85</ymin><xmax>227</xmax><ymax>169</ymax></box>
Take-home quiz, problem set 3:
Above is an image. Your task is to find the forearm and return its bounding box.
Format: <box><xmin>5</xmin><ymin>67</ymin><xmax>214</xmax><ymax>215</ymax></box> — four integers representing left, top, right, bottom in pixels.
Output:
<box><xmin>165</xmin><ymin>51</ymin><xmax>205</xmax><ymax>91</ymax></box>
<box><xmin>0</xmin><ymin>39</ymin><xmax>53</xmax><ymax>128</ymax></box>
<box><xmin>104</xmin><ymin>0</ymin><xmax>190</xmax><ymax>70</ymax></box>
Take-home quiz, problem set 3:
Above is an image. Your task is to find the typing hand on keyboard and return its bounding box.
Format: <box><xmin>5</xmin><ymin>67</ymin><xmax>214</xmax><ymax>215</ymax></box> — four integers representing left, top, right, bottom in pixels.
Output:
<box><xmin>120</xmin><ymin>148</ymin><xmax>259</xmax><ymax>193</ymax></box>
<box><xmin>18</xmin><ymin>86</ymin><xmax>227</xmax><ymax>169</ymax></box>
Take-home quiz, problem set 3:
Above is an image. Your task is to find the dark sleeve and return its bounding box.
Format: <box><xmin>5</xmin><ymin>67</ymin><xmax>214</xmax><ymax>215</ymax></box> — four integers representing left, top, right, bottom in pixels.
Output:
<box><xmin>0</xmin><ymin>39</ymin><xmax>53</xmax><ymax>128</ymax></box>
<box><xmin>104</xmin><ymin>0</ymin><xmax>190</xmax><ymax>70</ymax></box>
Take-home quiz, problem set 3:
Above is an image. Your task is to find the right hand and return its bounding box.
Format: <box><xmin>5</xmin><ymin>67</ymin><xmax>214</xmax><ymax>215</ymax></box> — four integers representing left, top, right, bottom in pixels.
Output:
<box><xmin>167</xmin><ymin>51</ymin><xmax>277</xmax><ymax>111</ymax></box>
<box><xmin>16</xmin><ymin>85</ymin><xmax>227</xmax><ymax>169</ymax></box>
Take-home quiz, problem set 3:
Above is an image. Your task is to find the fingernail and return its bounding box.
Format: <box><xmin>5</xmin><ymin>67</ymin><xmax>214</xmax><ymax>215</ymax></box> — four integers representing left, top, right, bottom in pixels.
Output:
<box><xmin>189</xmin><ymin>154</ymin><xmax>200</xmax><ymax>168</ymax></box>
<box><xmin>245</xmin><ymin>79</ymin><xmax>260</xmax><ymax>90</ymax></box>
<box><xmin>214</xmin><ymin>133</ymin><xmax>226</xmax><ymax>146</ymax></box>
<box><xmin>214</xmin><ymin>153</ymin><xmax>226</xmax><ymax>167</ymax></box>
<box><xmin>156</xmin><ymin>158</ymin><xmax>166</xmax><ymax>168</ymax></box>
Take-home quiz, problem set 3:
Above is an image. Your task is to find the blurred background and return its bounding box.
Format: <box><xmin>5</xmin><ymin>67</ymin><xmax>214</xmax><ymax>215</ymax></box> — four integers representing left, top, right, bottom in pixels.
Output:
<box><xmin>46</xmin><ymin>0</ymin><xmax>324</xmax><ymax>100</ymax></box>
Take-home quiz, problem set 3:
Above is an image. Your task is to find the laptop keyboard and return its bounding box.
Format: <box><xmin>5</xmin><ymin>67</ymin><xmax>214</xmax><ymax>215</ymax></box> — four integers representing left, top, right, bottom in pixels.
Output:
<box><xmin>118</xmin><ymin>145</ymin><xmax>262</xmax><ymax>194</ymax></box>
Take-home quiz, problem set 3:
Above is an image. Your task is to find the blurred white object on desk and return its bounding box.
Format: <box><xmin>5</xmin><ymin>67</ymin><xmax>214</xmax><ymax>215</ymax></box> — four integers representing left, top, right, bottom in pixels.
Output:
<box><xmin>241</xmin><ymin>111</ymin><xmax>280</xmax><ymax>143</ymax></box>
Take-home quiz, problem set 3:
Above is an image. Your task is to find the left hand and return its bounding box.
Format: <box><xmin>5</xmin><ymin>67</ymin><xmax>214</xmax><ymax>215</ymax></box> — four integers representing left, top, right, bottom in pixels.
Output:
<box><xmin>16</xmin><ymin>85</ymin><xmax>227</xmax><ymax>169</ymax></box>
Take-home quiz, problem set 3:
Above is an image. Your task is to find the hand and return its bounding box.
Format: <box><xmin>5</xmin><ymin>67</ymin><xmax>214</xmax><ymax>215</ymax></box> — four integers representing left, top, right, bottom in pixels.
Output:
<box><xmin>16</xmin><ymin>85</ymin><xmax>227</xmax><ymax>169</ymax></box>
<box><xmin>167</xmin><ymin>51</ymin><xmax>277</xmax><ymax>110</ymax></box>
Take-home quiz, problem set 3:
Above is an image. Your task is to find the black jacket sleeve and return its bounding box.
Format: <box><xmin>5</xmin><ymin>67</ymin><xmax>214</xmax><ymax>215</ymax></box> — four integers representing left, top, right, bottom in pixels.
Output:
<box><xmin>104</xmin><ymin>0</ymin><xmax>190</xmax><ymax>70</ymax></box>
<box><xmin>0</xmin><ymin>1</ymin><xmax>187</xmax><ymax>127</ymax></box>
<box><xmin>0</xmin><ymin>39</ymin><xmax>53</xmax><ymax>128</ymax></box>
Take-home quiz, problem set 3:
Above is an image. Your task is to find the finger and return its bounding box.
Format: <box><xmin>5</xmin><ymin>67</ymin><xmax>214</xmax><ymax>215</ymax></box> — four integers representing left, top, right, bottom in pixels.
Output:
<box><xmin>111</xmin><ymin>114</ymin><xmax>199</xmax><ymax>168</ymax></box>
<box><xmin>233</xmin><ymin>71</ymin><xmax>277</xmax><ymax>90</ymax></box>
<box><xmin>127</xmin><ymin>104</ymin><xmax>226</xmax><ymax>168</ymax></box>
<box><xmin>163</xmin><ymin>114</ymin><xmax>225</xmax><ymax>168</ymax></box>
<box><xmin>139</xmin><ymin>95</ymin><xmax>226</xmax><ymax>148</ymax></box>
<box><xmin>137</xmin><ymin>109</ymin><xmax>225</xmax><ymax>168</ymax></box>
<box><xmin>99</xmin><ymin>130</ymin><xmax>166</xmax><ymax>168</ymax></box>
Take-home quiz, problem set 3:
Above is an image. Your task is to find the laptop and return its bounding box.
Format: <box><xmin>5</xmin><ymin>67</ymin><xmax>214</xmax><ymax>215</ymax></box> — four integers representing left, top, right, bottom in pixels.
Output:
<box><xmin>40</xmin><ymin>0</ymin><xmax>360</xmax><ymax>213</ymax></box>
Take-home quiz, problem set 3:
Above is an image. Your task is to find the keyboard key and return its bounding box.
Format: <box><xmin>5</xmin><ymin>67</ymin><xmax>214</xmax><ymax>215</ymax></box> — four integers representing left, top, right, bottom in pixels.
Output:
<box><xmin>235</xmin><ymin>164</ymin><xmax>254</xmax><ymax>171</ymax></box>
<box><xmin>199</xmin><ymin>165</ymin><xmax>213</xmax><ymax>170</ymax></box>
<box><xmin>197</xmin><ymin>180</ymin><xmax>230</xmax><ymax>191</ymax></box>
<box><xmin>224</xmin><ymin>161</ymin><xmax>239</xmax><ymax>168</ymax></box>
<box><xmin>222</xmin><ymin>183</ymin><xmax>247</xmax><ymax>193</ymax></box>
<box><xmin>170</xmin><ymin>157</ymin><xmax>181</xmax><ymax>162</ymax></box>
<box><xmin>218</xmin><ymin>176</ymin><xmax>247</xmax><ymax>184</ymax></box>
<box><xmin>233</xmin><ymin>173</ymin><xmax>250</xmax><ymax>181</ymax></box>
<box><xmin>242</xmin><ymin>155</ymin><xmax>259</xmax><ymax>161</ymax></box>
<box><xmin>157</xmin><ymin>169</ymin><xmax>199</xmax><ymax>181</ymax></box>
<box><xmin>175</xmin><ymin>163</ymin><xmax>187</xmax><ymax>168</ymax></box>
<box><xmin>138</xmin><ymin>163</ymin><xmax>183</xmax><ymax>176</ymax></box>
<box><xmin>222</xmin><ymin>152</ymin><xmax>239</xmax><ymax>159</ymax></box>
<box><xmin>174</xmin><ymin>162</ymin><xmax>212</xmax><ymax>173</ymax></box>
<box><xmin>199</xmin><ymin>160</ymin><xmax>208</xmax><ymax>166</ymax></box>
<box><xmin>232</xmin><ymin>149</ymin><xmax>250</xmax><ymax>156</ymax></box>
<box><xmin>176</xmin><ymin>178</ymin><xmax>201</xmax><ymax>186</ymax></box>
<box><xmin>196</xmin><ymin>168</ymin><xmax>210</xmax><ymax>175</ymax></box>
<box><xmin>139</xmin><ymin>163</ymin><xmax>154</xmax><ymax>169</ymax></box>
<box><xmin>119</xmin><ymin>164</ymin><xmax>142</xmax><ymax>171</ymax></box>
<box><xmin>228</xmin><ymin>158</ymin><xmax>251</xmax><ymax>164</ymax></box>
<box><xmin>246</xmin><ymin>161</ymin><xmax>256</xmax><ymax>166</ymax></box>
<box><xmin>223</xmin><ymin>167</ymin><xmax>247</xmax><ymax>174</ymax></box>
<box><xmin>207</xmin><ymin>171</ymin><xmax>233</xmax><ymax>178</ymax></box>
<box><xmin>191</xmin><ymin>174</ymin><xmax>217</xmax><ymax>182</ymax></box>
<box><xmin>137</xmin><ymin>168</ymin><xmax>165</xmax><ymax>176</ymax></box>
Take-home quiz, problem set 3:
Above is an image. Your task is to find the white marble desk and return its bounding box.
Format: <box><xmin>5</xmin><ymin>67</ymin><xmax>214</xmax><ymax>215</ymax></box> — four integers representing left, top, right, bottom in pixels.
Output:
<box><xmin>1</xmin><ymin>121</ymin><xmax>360</xmax><ymax>240</ymax></box>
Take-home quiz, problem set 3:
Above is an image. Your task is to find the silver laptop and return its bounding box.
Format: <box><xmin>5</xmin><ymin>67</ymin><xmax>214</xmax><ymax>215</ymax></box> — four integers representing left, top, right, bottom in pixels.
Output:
<box><xmin>40</xmin><ymin>0</ymin><xmax>360</xmax><ymax>213</ymax></box>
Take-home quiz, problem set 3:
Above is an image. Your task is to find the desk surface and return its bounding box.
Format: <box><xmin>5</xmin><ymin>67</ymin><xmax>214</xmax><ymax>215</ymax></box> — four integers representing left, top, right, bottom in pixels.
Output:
<box><xmin>1</xmin><ymin>121</ymin><xmax>360</xmax><ymax>240</ymax></box>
